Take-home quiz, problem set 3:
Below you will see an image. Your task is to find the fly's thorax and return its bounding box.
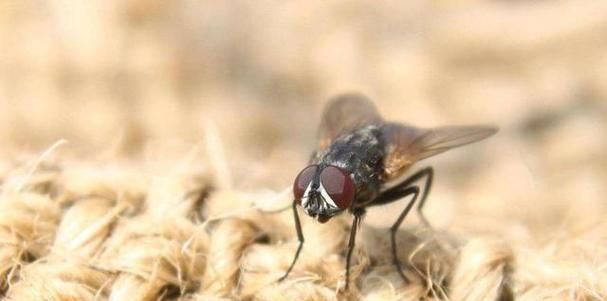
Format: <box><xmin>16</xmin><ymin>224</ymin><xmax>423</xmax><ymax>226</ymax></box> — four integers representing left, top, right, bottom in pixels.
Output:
<box><xmin>314</xmin><ymin>125</ymin><xmax>386</xmax><ymax>206</ymax></box>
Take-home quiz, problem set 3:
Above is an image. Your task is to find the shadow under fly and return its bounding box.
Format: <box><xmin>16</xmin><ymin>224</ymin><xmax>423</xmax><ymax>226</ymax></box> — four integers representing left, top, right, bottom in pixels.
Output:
<box><xmin>279</xmin><ymin>93</ymin><xmax>498</xmax><ymax>289</ymax></box>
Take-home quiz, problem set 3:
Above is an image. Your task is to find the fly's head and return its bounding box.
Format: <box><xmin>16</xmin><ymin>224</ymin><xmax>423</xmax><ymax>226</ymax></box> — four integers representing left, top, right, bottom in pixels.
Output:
<box><xmin>293</xmin><ymin>164</ymin><xmax>355</xmax><ymax>223</ymax></box>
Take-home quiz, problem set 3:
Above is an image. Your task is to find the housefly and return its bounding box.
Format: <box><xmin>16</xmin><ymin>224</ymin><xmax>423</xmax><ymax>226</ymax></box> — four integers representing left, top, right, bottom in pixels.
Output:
<box><xmin>279</xmin><ymin>93</ymin><xmax>498</xmax><ymax>289</ymax></box>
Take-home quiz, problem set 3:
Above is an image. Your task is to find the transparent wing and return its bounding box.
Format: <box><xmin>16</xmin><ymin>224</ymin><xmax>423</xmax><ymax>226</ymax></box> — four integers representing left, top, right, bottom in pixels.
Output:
<box><xmin>318</xmin><ymin>93</ymin><xmax>383</xmax><ymax>150</ymax></box>
<box><xmin>383</xmin><ymin>123</ymin><xmax>498</xmax><ymax>179</ymax></box>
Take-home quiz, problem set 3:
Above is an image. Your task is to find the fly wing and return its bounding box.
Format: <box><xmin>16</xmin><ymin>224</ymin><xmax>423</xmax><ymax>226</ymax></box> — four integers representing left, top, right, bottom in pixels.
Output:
<box><xmin>383</xmin><ymin>123</ymin><xmax>498</xmax><ymax>179</ymax></box>
<box><xmin>318</xmin><ymin>93</ymin><xmax>383</xmax><ymax>150</ymax></box>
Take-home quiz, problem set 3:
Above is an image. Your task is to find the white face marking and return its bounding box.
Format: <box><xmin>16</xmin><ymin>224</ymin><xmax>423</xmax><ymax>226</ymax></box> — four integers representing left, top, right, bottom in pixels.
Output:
<box><xmin>300</xmin><ymin>181</ymin><xmax>340</xmax><ymax>217</ymax></box>
<box><xmin>300</xmin><ymin>182</ymin><xmax>313</xmax><ymax>208</ymax></box>
<box><xmin>319</xmin><ymin>183</ymin><xmax>339</xmax><ymax>209</ymax></box>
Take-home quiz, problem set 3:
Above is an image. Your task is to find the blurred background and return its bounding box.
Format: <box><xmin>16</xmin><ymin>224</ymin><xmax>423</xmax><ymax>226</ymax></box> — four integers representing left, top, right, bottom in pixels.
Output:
<box><xmin>0</xmin><ymin>0</ymin><xmax>606</xmax><ymax>240</ymax></box>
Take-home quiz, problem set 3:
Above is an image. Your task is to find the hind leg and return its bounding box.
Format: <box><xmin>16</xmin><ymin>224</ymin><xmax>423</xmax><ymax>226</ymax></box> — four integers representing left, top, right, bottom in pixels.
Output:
<box><xmin>375</xmin><ymin>167</ymin><xmax>434</xmax><ymax>227</ymax></box>
<box><xmin>374</xmin><ymin>185</ymin><xmax>421</xmax><ymax>282</ymax></box>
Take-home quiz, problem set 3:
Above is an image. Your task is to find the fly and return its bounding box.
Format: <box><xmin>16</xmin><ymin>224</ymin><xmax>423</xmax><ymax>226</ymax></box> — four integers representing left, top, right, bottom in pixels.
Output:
<box><xmin>278</xmin><ymin>93</ymin><xmax>498</xmax><ymax>289</ymax></box>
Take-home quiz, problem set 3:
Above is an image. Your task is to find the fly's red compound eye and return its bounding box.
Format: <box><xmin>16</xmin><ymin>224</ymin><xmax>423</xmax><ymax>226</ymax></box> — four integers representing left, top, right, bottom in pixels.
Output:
<box><xmin>320</xmin><ymin>165</ymin><xmax>355</xmax><ymax>209</ymax></box>
<box><xmin>293</xmin><ymin>165</ymin><xmax>318</xmax><ymax>201</ymax></box>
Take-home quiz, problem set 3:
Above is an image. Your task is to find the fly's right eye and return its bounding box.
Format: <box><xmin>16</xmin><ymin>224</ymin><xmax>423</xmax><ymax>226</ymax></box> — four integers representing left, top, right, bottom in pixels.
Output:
<box><xmin>293</xmin><ymin>165</ymin><xmax>318</xmax><ymax>201</ymax></box>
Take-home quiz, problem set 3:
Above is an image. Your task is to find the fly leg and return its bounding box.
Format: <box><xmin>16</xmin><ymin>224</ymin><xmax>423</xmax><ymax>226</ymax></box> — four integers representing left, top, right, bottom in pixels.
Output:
<box><xmin>374</xmin><ymin>185</ymin><xmax>420</xmax><ymax>283</ymax></box>
<box><xmin>406</xmin><ymin>167</ymin><xmax>434</xmax><ymax>228</ymax></box>
<box><xmin>378</xmin><ymin>167</ymin><xmax>434</xmax><ymax>227</ymax></box>
<box><xmin>278</xmin><ymin>200</ymin><xmax>304</xmax><ymax>282</ymax></box>
<box><xmin>345</xmin><ymin>208</ymin><xmax>365</xmax><ymax>289</ymax></box>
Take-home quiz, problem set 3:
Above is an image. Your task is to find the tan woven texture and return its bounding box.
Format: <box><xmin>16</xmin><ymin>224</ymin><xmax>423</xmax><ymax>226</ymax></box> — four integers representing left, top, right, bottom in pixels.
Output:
<box><xmin>1</xmin><ymin>1</ymin><xmax>607</xmax><ymax>300</ymax></box>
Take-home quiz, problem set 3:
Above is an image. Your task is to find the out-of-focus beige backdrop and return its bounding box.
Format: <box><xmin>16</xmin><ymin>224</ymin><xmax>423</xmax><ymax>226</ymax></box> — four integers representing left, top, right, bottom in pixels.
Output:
<box><xmin>1</xmin><ymin>0</ymin><xmax>606</xmax><ymax>240</ymax></box>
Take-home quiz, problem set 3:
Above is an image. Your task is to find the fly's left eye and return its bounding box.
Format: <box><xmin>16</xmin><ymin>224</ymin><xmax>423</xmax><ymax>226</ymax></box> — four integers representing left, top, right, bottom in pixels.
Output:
<box><xmin>320</xmin><ymin>166</ymin><xmax>355</xmax><ymax>209</ymax></box>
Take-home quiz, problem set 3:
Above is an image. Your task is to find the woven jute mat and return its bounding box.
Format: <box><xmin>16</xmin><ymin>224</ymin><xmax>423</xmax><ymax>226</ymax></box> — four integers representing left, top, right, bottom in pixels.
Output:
<box><xmin>0</xmin><ymin>142</ymin><xmax>605</xmax><ymax>301</ymax></box>
<box><xmin>1</xmin><ymin>1</ymin><xmax>607</xmax><ymax>300</ymax></box>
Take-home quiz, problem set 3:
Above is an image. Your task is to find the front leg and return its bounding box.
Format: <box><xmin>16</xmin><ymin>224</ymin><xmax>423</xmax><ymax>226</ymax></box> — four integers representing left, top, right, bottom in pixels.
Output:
<box><xmin>278</xmin><ymin>200</ymin><xmax>304</xmax><ymax>282</ymax></box>
<box><xmin>345</xmin><ymin>208</ymin><xmax>365</xmax><ymax>289</ymax></box>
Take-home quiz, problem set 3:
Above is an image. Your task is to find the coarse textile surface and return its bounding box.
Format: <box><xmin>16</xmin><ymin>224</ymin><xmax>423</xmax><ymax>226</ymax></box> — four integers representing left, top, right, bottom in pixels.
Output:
<box><xmin>0</xmin><ymin>129</ymin><xmax>605</xmax><ymax>301</ymax></box>
<box><xmin>1</xmin><ymin>1</ymin><xmax>607</xmax><ymax>300</ymax></box>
